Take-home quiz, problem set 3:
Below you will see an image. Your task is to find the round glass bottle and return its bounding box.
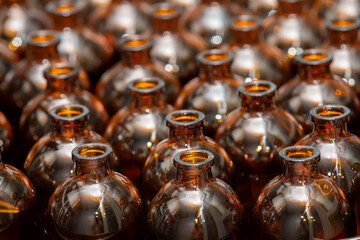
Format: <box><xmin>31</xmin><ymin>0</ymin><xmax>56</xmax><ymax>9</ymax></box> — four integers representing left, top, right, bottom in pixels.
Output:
<box><xmin>148</xmin><ymin>149</ymin><xmax>244</xmax><ymax>239</ymax></box>
<box><xmin>276</xmin><ymin>49</ymin><xmax>360</xmax><ymax>134</ymax></box>
<box><xmin>19</xmin><ymin>63</ymin><xmax>109</xmax><ymax>150</ymax></box>
<box><xmin>175</xmin><ymin>49</ymin><xmax>242</xmax><ymax>138</ymax></box>
<box><xmin>229</xmin><ymin>15</ymin><xmax>291</xmax><ymax>86</ymax></box>
<box><xmin>45</xmin><ymin>143</ymin><xmax>143</xmax><ymax>239</ymax></box>
<box><xmin>105</xmin><ymin>77</ymin><xmax>173</xmax><ymax>186</ymax></box>
<box><xmin>150</xmin><ymin>2</ymin><xmax>199</xmax><ymax>86</ymax></box>
<box><xmin>141</xmin><ymin>109</ymin><xmax>234</xmax><ymax>206</ymax></box>
<box><xmin>252</xmin><ymin>145</ymin><xmax>352</xmax><ymax>239</ymax></box>
<box><xmin>95</xmin><ymin>35</ymin><xmax>181</xmax><ymax>116</ymax></box>
<box><xmin>0</xmin><ymin>140</ymin><xmax>37</xmax><ymax>239</ymax></box>
<box><xmin>215</xmin><ymin>80</ymin><xmax>303</xmax><ymax>208</ymax></box>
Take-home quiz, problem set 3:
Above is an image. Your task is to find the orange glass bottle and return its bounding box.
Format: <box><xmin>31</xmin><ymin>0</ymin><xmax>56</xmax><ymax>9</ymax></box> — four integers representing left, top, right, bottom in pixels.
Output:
<box><xmin>141</xmin><ymin>109</ymin><xmax>234</xmax><ymax>206</ymax></box>
<box><xmin>276</xmin><ymin>49</ymin><xmax>360</xmax><ymax>133</ymax></box>
<box><xmin>176</xmin><ymin>49</ymin><xmax>242</xmax><ymax>138</ymax></box>
<box><xmin>148</xmin><ymin>149</ymin><xmax>244</xmax><ymax>239</ymax></box>
<box><xmin>46</xmin><ymin>0</ymin><xmax>114</xmax><ymax>81</ymax></box>
<box><xmin>253</xmin><ymin>146</ymin><xmax>352</xmax><ymax>239</ymax></box>
<box><xmin>229</xmin><ymin>15</ymin><xmax>291</xmax><ymax>87</ymax></box>
<box><xmin>323</xmin><ymin>18</ymin><xmax>360</xmax><ymax>98</ymax></box>
<box><xmin>150</xmin><ymin>3</ymin><xmax>199</xmax><ymax>86</ymax></box>
<box><xmin>262</xmin><ymin>0</ymin><xmax>325</xmax><ymax>60</ymax></box>
<box><xmin>19</xmin><ymin>64</ymin><xmax>109</xmax><ymax>151</ymax></box>
<box><xmin>45</xmin><ymin>143</ymin><xmax>143</xmax><ymax>239</ymax></box>
<box><xmin>0</xmin><ymin>140</ymin><xmax>37</xmax><ymax>239</ymax></box>
<box><xmin>105</xmin><ymin>77</ymin><xmax>173</xmax><ymax>186</ymax></box>
<box><xmin>215</xmin><ymin>80</ymin><xmax>303</xmax><ymax>208</ymax></box>
<box><xmin>95</xmin><ymin>36</ymin><xmax>180</xmax><ymax>116</ymax></box>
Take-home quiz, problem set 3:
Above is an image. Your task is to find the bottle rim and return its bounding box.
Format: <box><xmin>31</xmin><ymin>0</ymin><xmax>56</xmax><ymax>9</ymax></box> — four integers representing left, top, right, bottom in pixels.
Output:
<box><xmin>127</xmin><ymin>77</ymin><xmax>165</xmax><ymax>95</ymax></box>
<box><xmin>44</xmin><ymin>63</ymin><xmax>79</xmax><ymax>81</ymax></box>
<box><xmin>238</xmin><ymin>80</ymin><xmax>276</xmax><ymax>98</ymax></box>
<box><xmin>27</xmin><ymin>30</ymin><xmax>60</xmax><ymax>48</ymax></box>
<box><xmin>280</xmin><ymin>145</ymin><xmax>320</xmax><ymax>165</ymax></box>
<box><xmin>230</xmin><ymin>15</ymin><xmax>261</xmax><ymax>32</ymax></box>
<box><xmin>151</xmin><ymin>2</ymin><xmax>180</xmax><ymax>20</ymax></box>
<box><xmin>310</xmin><ymin>105</ymin><xmax>350</xmax><ymax>123</ymax></box>
<box><xmin>197</xmin><ymin>49</ymin><xmax>234</xmax><ymax>66</ymax></box>
<box><xmin>120</xmin><ymin>35</ymin><xmax>153</xmax><ymax>52</ymax></box>
<box><xmin>46</xmin><ymin>0</ymin><xmax>85</xmax><ymax>16</ymax></box>
<box><xmin>166</xmin><ymin>110</ymin><xmax>205</xmax><ymax>129</ymax></box>
<box><xmin>174</xmin><ymin>149</ymin><xmax>214</xmax><ymax>169</ymax></box>
<box><xmin>50</xmin><ymin>104</ymin><xmax>89</xmax><ymax>123</ymax></box>
<box><xmin>327</xmin><ymin>18</ymin><xmax>360</xmax><ymax>32</ymax></box>
<box><xmin>72</xmin><ymin>143</ymin><xmax>113</xmax><ymax>164</ymax></box>
<box><xmin>296</xmin><ymin>49</ymin><xmax>332</xmax><ymax>66</ymax></box>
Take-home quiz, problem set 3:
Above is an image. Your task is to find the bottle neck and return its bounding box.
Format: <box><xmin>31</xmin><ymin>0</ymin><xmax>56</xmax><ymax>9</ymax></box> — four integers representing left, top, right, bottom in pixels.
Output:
<box><xmin>241</xmin><ymin>95</ymin><xmax>275</xmax><ymax>112</ymax></box>
<box><xmin>47</xmin><ymin>79</ymin><xmax>78</xmax><ymax>93</ymax></box>
<box><xmin>131</xmin><ymin>92</ymin><xmax>164</xmax><ymax>108</ymax></box>
<box><xmin>329</xmin><ymin>29</ymin><xmax>358</xmax><ymax>46</ymax></box>
<box><xmin>277</xmin><ymin>0</ymin><xmax>304</xmax><ymax>16</ymax></box>
<box><xmin>52</xmin><ymin>122</ymin><xmax>88</xmax><ymax>137</ymax></box>
<box><xmin>169</xmin><ymin>127</ymin><xmax>205</xmax><ymax>142</ymax></box>
<box><xmin>299</xmin><ymin>63</ymin><xmax>331</xmax><ymax>81</ymax></box>
<box><xmin>52</xmin><ymin>14</ymin><xmax>80</xmax><ymax>30</ymax></box>
<box><xmin>75</xmin><ymin>161</ymin><xmax>110</xmax><ymax>177</ymax></box>
<box><xmin>153</xmin><ymin>16</ymin><xmax>179</xmax><ymax>34</ymax></box>
<box><xmin>200</xmin><ymin>63</ymin><xmax>233</xmax><ymax>82</ymax></box>
<box><xmin>27</xmin><ymin>45</ymin><xmax>60</xmax><ymax>62</ymax></box>
<box><xmin>313</xmin><ymin>121</ymin><xmax>348</xmax><ymax>137</ymax></box>
<box><xmin>283</xmin><ymin>163</ymin><xmax>318</xmax><ymax>178</ymax></box>
<box><xmin>231</xmin><ymin>28</ymin><xmax>259</xmax><ymax>46</ymax></box>
<box><xmin>176</xmin><ymin>167</ymin><xmax>213</xmax><ymax>188</ymax></box>
<box><xmin>123</xmin><ymin>48</ymin><xmax>152</xmax><ymax>67</ymax></box>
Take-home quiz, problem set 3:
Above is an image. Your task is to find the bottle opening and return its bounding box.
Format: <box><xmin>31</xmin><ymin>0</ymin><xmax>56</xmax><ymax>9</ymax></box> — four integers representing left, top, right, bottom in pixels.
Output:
<box><xmin>317</xmin><ymin>109</ymin><xmax>344</xmax><ymax>117</ymax></box>
<box><xmin>286</xmin><ymin>149</ymin><xmax>314</xmax><ymax>159</ymax></box>
<box><xmin>327</xmin><ymin>18</ymin><xmax>360</xmax><ymax>31</ymax></box>
<box><xmin>297</xmin><ymin>50</ymin><xmax>332</xmax><ymax>65</ymax></box>
<box><xmin>180</xmin><ymin>151</ymin><xmax>209</xmax><ymax>164</ymax></box>
<box><xmin>280</xmin><ymin>146</ymin><xmax>320</xmax><ymax>164</ymax></box>
<box><xmin>302</xmin><ymin>53</ymin><xmax>328</xmax><ymax>61</ymax></box>
<box><xmin>154</xmin><ymin>7</ymin><xmax>177</xmax><ymax>17</ymax></box>
<box><xmin>204</xmin><ymin>53</ymin><xmax>229</xmax><ymax>62</ymax></box>
<box><xmin>332</xmin><ymin>19</ymin><xmax>356</xmax><ymax>28</ymax></box>
<box><xmin>56</xmin><ymin>3</ymin><xmax>76</xmax><ymax>12</ymax></box>
<box><xmin>233</xmin><ymin>20</ymin><xmax>257</xmax><ymax>28</ymax></box>
<box><xmin>73</xmin><ymin>143</ymin><xmax>113</xmax><ymax>163</ymax></box>
<box><xmin>133</xmin><ymin>80</ymin><xmax>158</xmax><ymax>90</ymax></box>
<box><xmin>166</xmin><ymin>110</ymin><xmax>204</xmax><ymax>129</ymax></box>
<box><xmin>128</xmin><ymin>77</ymin><xmax>164</xmax><ymax>94</ymax></box>
<box><xmin>239</xmin><ymin>80</ymin><xmax>276</xmax><ymax>98</ymax></box>
<box><xmin>79</xmin><ymin>148</ymin><xmax>106</xmax><ymax>157</ymax></box>
<box><xmin>49</xmin><ymin>66</ymin><xmax>74</xmax><ymax>76</ymax></box>
<box><xmin>125</xmin><ymin>39</ymin><xmax>149</xmax><ymax>48</ymax></box>
<box><xmin>50</xmin><ymin>104</ymin><xmax>89</xmax><ymax>123</ymax></box>
<box><xmin>174</xmin><ymin>150</ymin><xmax>214</xmax><ymax>168</ymax></box>
<box><xmin>172</xmin><ymin>114</ymin><xmax>199</xmax><ymax>123</ymax></box>
<box><xmin>31</xmin><ymin>35</ymin><xmax>55</xmax><ymax>43</ymax></box>
<box><xmin>243</xmin><ymin>84</ymin><xmax>271</xmax><ymax>93</ymax></box>
<box><xmin>56</xmin><ymin>108</ymin><xmax>83</xmax><ymax>118</ymax></box>
<box><xmin>310</xmin><ymin>105</ymin><xmax>350</xmax><ymax>122</ymax></box>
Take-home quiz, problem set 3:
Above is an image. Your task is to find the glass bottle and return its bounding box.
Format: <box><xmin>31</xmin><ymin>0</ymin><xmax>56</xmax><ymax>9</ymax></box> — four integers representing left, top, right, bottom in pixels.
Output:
<box><xmin>141</xmin><ymin>109</ymin><xmax>234</xmax><ymax>207</ymax></box>
<box><xmin>215</xmin><ymin>80</ymin><xmax>303</xmax><ymax>208</ymax></box>
<box><xmin>322</xmin><ymin>18</ymin><xmax>360</xmax><ymax>98</ymax></box>
<box><xmin>150</xmin><ymin>2</ymin><xmax>199</xmax><ymax>86</ymax></box>
<box><xmin>276</xmin><ymin>49</ymin><xmax>360</xmax><ymax>134</ymax></box>
<box><xmin>229</xmin><ymin>15</ymin><xmax>291</xmax><ymax>87</ymax></box>
<box><xmin>105</xmin><ymin>77</ymin><xmax>173</xmax><ymax>186</ymax></box>
<box><xmin>252</xmin><ymin>145</ymin><xmax>352</xmax><ymax>239</ymax></box>
<box><xmin>24</xmin><ymin>104</ymin><xmax>110</xmax><ymax>210</ymax></box>
<box><xmin>45</xmin><ymin>143</ymin><xmax>143</xmax><ymax>239</ymax></box>
<box><xmin>175</xmin><ymin>49</ymin><xmax>242</xmax><ymax>138</ymax></box>
<box><xmin>147</xmin><ymin>149</ymin><xmax>244</xmax><ymax>239</ymax></box>
<box><xmin>19</xmin><ymin>63</ymin><xmax>109</xmax><ymax>152</ymax></box>
<box><xmin>95</xmin><ymin>35</ymin><xmax>180</xmax><ymax>116</ymax></box>
<box><xmin>88</xmin><ymin>0</ymin><xmax>151</xmax><ymax>47</ymax></box>
<box><xmin>0</xmin><ymin>30</ymin><xmax>91</xmax><ymax>119</ymax></box>
<box><xmin>46</xmin><ymin>0</ymin><xmax>115</xmax><ymax>82</ymax></box>
<box><xmin>0</xmin><ymin>140</ymin><xmax>37</xmax><ymax>239</ymax></box>
<box><xmin>262</xmin><ymin>0</ymin><xmax>325</xmax><ymax>60</ymax></box>
<box><xmin>178</xmin><ymin>0</ymin><xmax>245</xmax><ymax>50</ymax></box>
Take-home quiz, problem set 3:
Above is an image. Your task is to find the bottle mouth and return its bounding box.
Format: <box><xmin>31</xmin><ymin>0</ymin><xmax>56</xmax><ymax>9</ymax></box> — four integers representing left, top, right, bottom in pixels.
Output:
<box><xmin>174</xmin><ymin>150</ymin><xmax>214</xmax><ymax>169</ymax></box>
<box><xmin>327</xmin><ymin>18</ymin><xmax>360</xmax><ymax>32</ymax></box>
<box><xmin>231</xmin><ymin>15</ymin><xmax>261</xmax><ymax>32</ymax></box>
<box><xmin>166</xmin><ymin>110</ymin><xmax>205</xmax><ymax>129</ymax></box>
<box><xmin>310</xmin><ymin>105</ymin><xmax>350</xmax><ymax>123</ymax></box>
<box><xmin>280</xmin><ymin>146</ymin><xmax>320</xmax><ymax>165</ymax></box>
<box><xmin>50</xmin><ymin>104</ymin><xmax>89</xmax><ymax>123</ymax></box>
<box><xmin>72</xmin><ymin>143</ymin><xmax>113</xmax><ymax>164</ymax></box>
<box><xmin>296</xmin><ymin>49</ymin><xmax>332</xmax><ymax>66</ymax></box>
<box><xmin>152</xmin><ymin>3</ymin><xmax>180</xmax><ymax>19</ymax></box>
<box><xmin>46</xmin><ymin>0</ymin><xmax>84</xmax><ymax>16</ymax></box>
<box><xmin>238</xmin><ymin>80</ymin><xmax>276</xmax><ymax>98</ymax></box>
<box><xmin>128</xmin><ymin>77</ymin><xmax>164</xmax><ymax>95</ymax></box>
<box><xmin>121</xmin><ymin>36</ymin><xmax>153</xmax><ymax>52</ymax></box>
<box><xmin>44</xmin><ymin>64</ymin><xmax>79</xmax><ymax>81</ymax></box>
<box><xmin>27</xmin><ymin>30</ymin><xmax>60</xmax><ymax>47</ymax></box>
<box><xmin>197</xmin><ymin>49</ymin><xmax>233</xmax><ymax>66</ymax></box>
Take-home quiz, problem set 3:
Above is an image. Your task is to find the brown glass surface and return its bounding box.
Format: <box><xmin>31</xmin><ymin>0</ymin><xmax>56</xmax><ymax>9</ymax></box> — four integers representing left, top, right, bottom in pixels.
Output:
<box><xmin>0</xmin><ymin>140</ymin><xmax>37</xmax><ymax>239</ymax></box>
<box><xmin>229</xmin><ymin>15</ymin><xmax>291</xmax><ymax>87</ymax></box>
<box><xmin>141</xmin><ymin>109</ymin><xmax>234</xmax><ymax>207</ymax></box>
<box><xmin>150</xmin><ymin>3</ymin><xmax>199</xmax><ymax>86</ymax></box>
<box><xmin>215</xmin><ymin>80</ymin><xmax>303</xmax><ymax>209</ymax></box>
<box><xmin>105</xmin><ymin>77</ymin><xmax>173</xmax><ymax>186</ymax></box>
<box><xmin>45</xmin><ymin>143</ymin><xmax>143</xmax><ymax>239</ymax></box>
<box><xmin>0</xmin><ymin>111</ymin><xmax>13</xmax><ymax>156</ymax></box>
<box><xmin>95</xmin><ymin>35</ymin><xmax>181</xmax><ymax>116</ymax></box>
<box><xmin>147</xmin><ymin>149</ymin><xmax>244</xmax><ymax>239</ymax></box>
<box><xmin>276</xmin><ymin>49</ymin><xmax>360</xmax><ymax>133</ymax></box>
<box><xmin>262</xmin><ymin>0</ymin><xmax>325</xmax><ymax>60</ymax></box>
<box><xmin>175</xmin><ymin>49</ymin><xmax>242</xmax><ymax>138</ymax></box>
<box><xmin>46</xmin><ymin>0</ymin><xmax>115</xmax><ymax>82</ymax></box>
<box><xmin>312</xmin><ymin>0</ymin><xmax>360</xmax><ymax>21</ymax></box>
<box><xmin>19</xmin><ymin>64</ymin><xmax>109</xmax><ymax>151</ymax></box>
<box><xmin>252</xmin><ymin>146</ymin><xmax>352</xmax><ymax>239</ymax></box>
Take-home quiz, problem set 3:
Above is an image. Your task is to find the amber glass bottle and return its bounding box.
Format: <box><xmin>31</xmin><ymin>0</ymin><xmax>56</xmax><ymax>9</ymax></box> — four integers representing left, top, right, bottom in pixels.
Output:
<box><xmin>229</xmin><ymin>15</ymin><xmax>291</xmax><ymax>86</ymax></box>
<box><xmin>262</xmin><ymin>0</ymin><xmax>325</xmax><ymax>60</ymax></box>
<box><xmin>253</xmin><ymin>145</ymin><xmax>352</xmax><ymax>239</ymax></box>
<box><xmin>46</xmin><ymin>0</ymin><xmax>114</xmax><ymax>82</ymax></box>
<box><xmin>175</xmin><ymin>49</ymin><xmax>242</xmax><ymax>138</ymax></box>
<box><xmin>276</xmin><ymin>49</ymin><xmax>360</xmax><ymax>133</ymax></box>
<box><xmin>148</xmin><ymin>149</ymin><xmax>244</xmax><ymax>239</ymax></box>
<box><xmin>95</xmin><ymin>35</ymin><xmax>181</xmax><ymax>116</ymax></box>
<box><xmin>150</xmin><ymin>3</ymin><xmax>199</xmax><ymax>86</ymax></box>
<box><xmin>19</xmin><ymin>64</ymin><xmax>109</xmax><ymax>151</ymax></box>
<box><xmin>141</xmin><ymin>109</ymin><xmax>234</xmax><ymax>206</ymax></box>
<box><xmin>45</xmin><ymin>143</ymin><xmax>143</xmax><ymax>239</ymax></box>
<box><xmin>323</xmin><ymin>18</ymin><xmax>360</xmax><ymax>98</ymax></box>
<box><xmin>88</xmin><ymin>0</ymin><xmax>151</xmax><ymax>47</ymax></box>
<box><xmin>178</xmin><ymin>0</ymin><xmax>245</xmax><ymax>50</ymax></box>
<box><xmin>105</xmin><ymin>77</ymin><xmax>172</xmax><ymax>186</ymax></box>
<box><xmin>215</xmin><ymin>80</ymin><xmax>303</xmax><ymax>208</ymax></box>
<box><xmin>0</xmin><ymin>140</ymin><xmax>37</xmax><ymax>239</ymax></box>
